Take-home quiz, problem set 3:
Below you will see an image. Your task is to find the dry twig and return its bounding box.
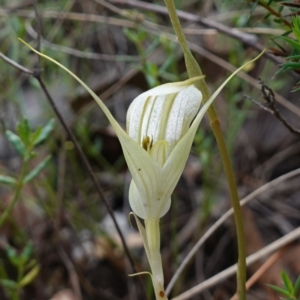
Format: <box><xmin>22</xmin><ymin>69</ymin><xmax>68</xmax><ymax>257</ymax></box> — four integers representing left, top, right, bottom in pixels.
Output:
<box><xmin>247</xmin><ymin>79</ymin><xmax>300</xmax><ymax>136</ymax></box>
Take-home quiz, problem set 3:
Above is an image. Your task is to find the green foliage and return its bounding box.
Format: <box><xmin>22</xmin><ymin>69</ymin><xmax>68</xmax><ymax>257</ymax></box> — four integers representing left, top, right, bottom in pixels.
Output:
<box><xmin>124</xmin><ymin>27</ymin><xmax>161</xmax><ymax>87</ymax></box>
<box><xmin>250</xmin><ymin>1</ymin><xmax>300</xmax><ymax>90</ymax></box>
<box><xmin>1</xmin><ymin>119</ymin><xmax>54</xmax><ymax>187</ymax></box>
<box><xmin>5</xmin><ymin>131</ymin><xmax>26</xmax><ymax>157</ymax></box>
<box><xmin>269</xmin><ymin>271</ymin><xmax>300</xmax><ymax>300</ymax></box>
<box><xmin>0</xmin><ymin>243</ymin><xmax>40</xmax><ymax>299</ymax></box>
<box><xmin>0</xmin><ymin>117</ymin><xmax>50</xmax><ymax>300</ymax></box>
<box><xmin>275</xmin><ymin>17</ymin><xmax>300</xmax><ymax>90</ymax></box>
<box><xmin>0</xmin><ymin>117</ymin><xmax>54</xmax><ymax>241</ymax></box>
<box><xmin>33</xmin><ymin>119</ymin><xmax>55</xmax><ymax>145</ymax></box>
<box><xmin>5</xmin><ymin>118</ymin><xmax>55</xmax><ymax>161</ymax></box>
<box><xmin>0</xmin><ymin>175</ymin><xmax>17</xmax><ymax>186</ymax></box>
<box><xmin>23</xmin><ymin>155</ymin><xmax>51</xmax><ymax>183</ymax></box>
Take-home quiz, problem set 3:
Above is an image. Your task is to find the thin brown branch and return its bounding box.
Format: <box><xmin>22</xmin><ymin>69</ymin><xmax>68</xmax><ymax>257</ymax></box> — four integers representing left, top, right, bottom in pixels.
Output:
<box><xmin>0</xmin><ymin>52</ymin><xmax>34</xmax><ymax>75</ymax></box>
<box><xmin>255</xmin><ymin>0</ymin><xmax>292</xmax><ymax>27</ymax></box>
<box><xmin>58</xmin><ymin>245</ymin><xmax>83</xmax><ymax>300</ymax></box>
<box><xmin>259</xmin><ymin>79</ymin><xmax>300</xmax><ymax>136</ymax></box>
<box><xmin>244</xmin><ymin>94</ymin><xmax>274</xmax><ymax>114</ymax></box>
<box><xmin>0</xmin><ymin>8</ymin><xmax>136</xmax><ymax>28</ymax></box>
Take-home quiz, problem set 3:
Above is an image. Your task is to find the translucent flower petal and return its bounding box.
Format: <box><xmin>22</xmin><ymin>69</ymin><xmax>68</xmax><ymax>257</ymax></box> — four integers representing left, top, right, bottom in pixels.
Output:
<box><xmin>127</xmin><ymin>80</ymin><xmax>202</xmax><ymax>152</ymax></box>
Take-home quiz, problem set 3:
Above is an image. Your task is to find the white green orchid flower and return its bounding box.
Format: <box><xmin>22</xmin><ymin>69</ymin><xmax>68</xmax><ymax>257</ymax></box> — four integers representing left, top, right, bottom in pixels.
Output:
<box><xmin>20</xmin><ymin>38</ymin><xmax>264</xmax><ymax>300</ymax></box>
<box><xmin>126</xmin><ymin>82</ymin><xmax>202</xmax><ymax>220</ymax></box>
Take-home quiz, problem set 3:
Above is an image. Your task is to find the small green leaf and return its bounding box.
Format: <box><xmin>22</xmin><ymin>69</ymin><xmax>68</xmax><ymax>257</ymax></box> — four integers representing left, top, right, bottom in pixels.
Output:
<box><xmin>278</xmin><ymin>6</ymin><xmax>284</xmax><ymax>13</ymax></box>
<box><xmin>23</xmin><ymin>155</ymin><xmax>51</xmax><ymax>183</ymax></box>
<box><xmin>31</xmin><ymin>126</ymin><xmax>42</xmax><ymax>144</ymax></box>
<box><xmin>264</xmin><ymin>13</ymin><xmax>271</xmax><ymax>20</ymax></box>
<box><xmin>24</xmin><ymin>259</ymin><xmax>37</xmax><ymax>270</ymax></box>
<box><xmin>274</xmin><ymin>17</ymin><xmax>283</xmax><ymax>24</ymax></box>
<box><xmin>286</xmin><ymin>54</ymin><xmax>300</xmax><ymax>60</ymax></box>
<box><xmin>123</xmin><ymin>28</ymin><xmax>139</xmax><ymax>44</ymax></box>
<box><xmin>19</xmin><ymin>265</ymin><xmax>40</xmax><ymax>287</ymax></box>
<box><xmin>282</xmin><ymin>62</ymin><xmax>300</xmax><ymax>69</ymax></box>
<box><xmin>0</xmin><ymin>279</ymin><xmax>18</xmax><ymax>289</ymax></box>
<box><xmin>268</xmin><ymin>284</ymin><xmax>292</xmax><ymax>297</ymax></box>
<box><xmin>292</xmin><ymin>85</ymin><xmax>300</xmax><ymax>92</ymax></box>
<box><xmin>279</xmin><ymin>36</ymin><xmax>300</xmax><ymax>52</ymax></box>
<box><xmin>281</xmin><ymin>271</ymin><xmax>294</xmax><ymax>294</ymax></box>
<box><xmin>33</xmin><ymin>119</ymin><xmax>55</xmax><ymax>145</ymax></box>
<box><xmin>250</xmin><ymin>0</ymin><xmax>259</xmax><ymax>15</ymax></box>
<box><xmin>6</xmin><ymin>246</ymin><xmax>20</xmax><ymax>267</ymax></box>
<box><xmin>5</xmin><ymin>130</ymin><xmax>26</xmax><ymax>157</ymax></box>
<box><xmin>17</xmin><ymin>119</ymin><xmax>31</xmax><ymax>147</ymax></box>
<box><xmin>294</xmin><ymin>276</ymin><xmax>300</xmax><ymax>296</ymax></box>
<box><xmin>292</xmin><ymin>17</ymin><xmax>300</xmax><ymax>42</ymax></box>
<box><xmin>0</xmin><ymin>175</ymin><xmax>16</xmax><ymax>186</ymax></box>
<box><xmin>138</xmin><ymin>30</ymin><xmax>147</xmax><ymax>41</ymax></box>
<box><xmin>20</xmin><ymin>242</ymin><xmax>33</xmax><ymax>264</ymax></box>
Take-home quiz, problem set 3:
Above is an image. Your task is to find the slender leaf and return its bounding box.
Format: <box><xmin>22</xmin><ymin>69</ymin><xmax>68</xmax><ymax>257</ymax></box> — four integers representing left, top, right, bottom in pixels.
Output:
<box><xmin>268</xmin><ymin>284</ymin><xmax>292</xmax><ymax>297</ymax></box>
<box><xmin>282</xmin><ymin>62</ymin><xmax>300</xmax><ymax>68</ymax></box>
<box><xmin>250</xmin><ymin>0</ymin><xmax>259</xmax><ymax>15</ymax></box>
<box><xmin>24</xmin><ymin>155</ymin><xmax>51</xmax><ymax>183</ymax></box>
<box><xmin>286</xmin><ymin>54</ymin><xmax>300</xmax><ymax>59</ymax></box>
<box><xmin>0</xmin><ymin>175</ymin><xmax>16</xmax><ymax>186</ymax></box>
<box><xmin>292</xmin><ymin>17</ymin><xmax>300</xmax><ymax>42</ymax></box>
<box><xmin>294</xmin><ymin>275</ymin><xmax>300</xmax><ymax>295</ymax></box>
<box><xmin>123</xmin><ymin>28</ymin><xmax>139</xmax><ymax>44</ymax></box>
<box><xmin>31</xmin><ymin>126</ymin><xmax>42</xmax><ymax>144</ymax></box>
<box><xmin>281</xmin><ymin>271</ymin><xmax>294</xmax><ymax>294</ymax></box>
<box><xmin>0</xmin><ymin>279</ymin><xmax>17</xmax><ymax>289</ymax></box>
<box><xmin>19</xmin><ymin>265</ymin><xmax>40</xmax><ymax>287</ymax></box>
<box><xmin>20</xmin><ymin>242</ymin><xmax>33</xmax><ymax>264</ymax></box>
<box><xmin>17</xmin><ymin>119</ymin><xmax>31</xmax><ymax>146</ymax></box>
<box><xmin>33</xmin><ymin>119</ymin><xmax>55</xmax><ymax>145</ymax></box>
<box><xmin>6</xmin><ymin>246</ymin><xmax>20</xmax><ymax>267</ymax></box>
<box><xmin>5</xmin><ymin>130</ymin><xmax>26</xmax><ymax>157</ymax></box>
<box><xmin>279</xmin><ymin>36</ymin><xmax>300</xmax><ymax>52</ymax></box>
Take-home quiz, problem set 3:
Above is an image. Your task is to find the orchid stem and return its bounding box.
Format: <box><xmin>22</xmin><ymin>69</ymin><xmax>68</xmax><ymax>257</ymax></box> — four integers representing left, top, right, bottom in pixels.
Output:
<box><xmin>145</xmin><ymin>218</ymin><xmax>168</xmax><ymax>300</ymax></box>
<box><xmin>164</xmin><ymin>1</ymin><xmax>246</xmax><ymax>299</ymax></box>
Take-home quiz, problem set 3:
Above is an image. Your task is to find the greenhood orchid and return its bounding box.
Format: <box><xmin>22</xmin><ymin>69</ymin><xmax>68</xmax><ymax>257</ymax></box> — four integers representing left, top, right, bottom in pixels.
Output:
<box><xmin>126</xmin><ymin>82</ymin><xmax>202</xmax><ymax>220</ymax></box>
<box><xmin>20</xmin><ymin>38</ymin><xmax>264</xmax><ymax>300</ymax></box>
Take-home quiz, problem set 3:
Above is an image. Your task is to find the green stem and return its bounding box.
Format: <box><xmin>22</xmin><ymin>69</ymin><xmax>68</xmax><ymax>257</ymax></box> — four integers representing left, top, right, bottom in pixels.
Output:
<box><xmin>16</xmin><ymin>261</ymin><xmax>24</xmax><ymax>298</ymax></box>
<box><xmin>145</xmin><ymin>218</ymin><xmax>168</xmax><ymax>300</ymax></box>
<box><xmin>11</xmin><ymin>290</ymin><xmax>19</xmax><ymax>300</ymax></box>
<box><xmin>0</xmin><ymin>157</ymin><xmax>29</xmax><ymax>230</ymax></box>
<box><xmin>164</xmin><ymin>1</ymin><xmax>246</xmax><ymax>299</ymax></box>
